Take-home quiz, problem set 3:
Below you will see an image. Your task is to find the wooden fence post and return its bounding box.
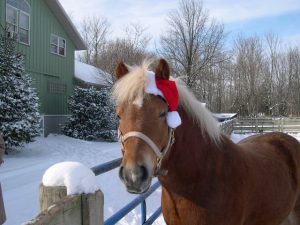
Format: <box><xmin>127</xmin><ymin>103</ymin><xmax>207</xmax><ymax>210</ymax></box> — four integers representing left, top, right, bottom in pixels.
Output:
<box><xmin>82</xmin><ymin>190</ymin><xmax>104</xmax><ymax>225</ymax></box>
<box><xmin>39</xmin><ymin>184</ymin><xmax>67</xmax><ymax>211</ymax></box>
<box><xmin>0</xmin><ymin>183</ymin><xmax>6</xmax><ymax>225</ymax></box>
<box><xmin>25</xmin><ymin>184</ymin><xmax>104</xmax><ymax>225</ymax></box>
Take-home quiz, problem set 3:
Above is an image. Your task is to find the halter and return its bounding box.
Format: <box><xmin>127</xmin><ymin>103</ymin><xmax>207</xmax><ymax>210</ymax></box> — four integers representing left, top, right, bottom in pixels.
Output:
<box><xmin>118</xmin><ymin>127</ymin><xmax>175</xmax><ymax>176</ymax></box>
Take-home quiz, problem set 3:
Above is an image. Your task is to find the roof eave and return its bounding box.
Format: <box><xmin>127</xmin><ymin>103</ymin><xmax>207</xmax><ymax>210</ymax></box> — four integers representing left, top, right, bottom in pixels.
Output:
<box><xmin>45</xmin><ymin>0</ymin><xmax>87</xmax><ymax>50</ymax></box>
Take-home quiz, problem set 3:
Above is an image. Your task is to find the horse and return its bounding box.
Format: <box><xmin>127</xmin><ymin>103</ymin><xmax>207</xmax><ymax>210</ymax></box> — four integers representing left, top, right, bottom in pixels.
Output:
<box><xmin>112</xmin><ymin>58</ymin><xmax>300</xmax><ymax>225</ymax></box>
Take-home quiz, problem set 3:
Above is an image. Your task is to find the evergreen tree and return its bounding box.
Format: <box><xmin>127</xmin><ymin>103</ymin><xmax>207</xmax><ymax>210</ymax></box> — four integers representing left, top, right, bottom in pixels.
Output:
<box><xmin>62</xmin><ymin>86</ymin><xmax>118</xmax><ymax>141</ymax></box>
<box><xmin>0</xmin><ymin>28</ymin><xmax>41</xmax><ymax>150</ymax></box>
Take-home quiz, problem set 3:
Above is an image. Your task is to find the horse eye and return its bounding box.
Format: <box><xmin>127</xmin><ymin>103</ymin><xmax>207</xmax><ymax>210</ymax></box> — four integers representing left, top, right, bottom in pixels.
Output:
<box><xmin>116</xmin><ymin>115</ymin><xmax>121</xmax><ymax>120</ymax></box>
<box><xmin>159</xmin><ymin>111</ymin><xmax>167</xmax><ymax>118</ymax></box>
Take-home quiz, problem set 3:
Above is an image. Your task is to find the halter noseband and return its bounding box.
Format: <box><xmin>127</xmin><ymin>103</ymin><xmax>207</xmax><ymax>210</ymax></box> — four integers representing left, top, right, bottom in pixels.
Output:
<box><xmin>118</xmin><ymin>128</ymin><xmax>175</xmax><ymax>176</ymax></box>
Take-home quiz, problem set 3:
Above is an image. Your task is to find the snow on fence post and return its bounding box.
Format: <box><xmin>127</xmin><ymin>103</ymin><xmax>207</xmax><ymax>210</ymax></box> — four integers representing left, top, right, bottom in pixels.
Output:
<box><xmin>25</xmin><ymin>162</ymin><xmax>104</xmax><ymax>225</ymax></box>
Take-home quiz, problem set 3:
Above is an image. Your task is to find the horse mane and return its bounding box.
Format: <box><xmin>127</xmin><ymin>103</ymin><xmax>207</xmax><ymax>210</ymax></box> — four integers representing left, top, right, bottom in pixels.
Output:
<box><xmin>175</xmin><ymin>78</ymin><xmax>221</xmax><ymax>143</ymax></box>
<box><xmin>112</xmin><ymin>60</ymin><xmax>221</xmax><ymax>143</ymax></box>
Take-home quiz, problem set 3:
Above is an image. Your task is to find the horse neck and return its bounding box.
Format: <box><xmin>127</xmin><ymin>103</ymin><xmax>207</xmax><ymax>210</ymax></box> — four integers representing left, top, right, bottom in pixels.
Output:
<box><xmin>159</xmin><ymin>107</ymin><xmax>228</xmax><ymax>190</ymax></box>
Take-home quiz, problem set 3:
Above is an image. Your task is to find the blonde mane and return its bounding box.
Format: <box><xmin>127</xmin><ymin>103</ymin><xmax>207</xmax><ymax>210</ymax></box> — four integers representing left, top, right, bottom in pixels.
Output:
<box><xmin>112</xmin><ymin>61</ymin><xmax>221</xmax><ymax>143</ymax></box>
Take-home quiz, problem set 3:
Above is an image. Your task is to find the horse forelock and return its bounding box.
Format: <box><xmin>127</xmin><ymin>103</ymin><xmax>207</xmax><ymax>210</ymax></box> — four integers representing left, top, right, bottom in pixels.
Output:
<box><xmin>112</xmin><ymin>60</ymin><xmax>151</xmax><ymax>107</ymax></box>
<box><xmin>112</xmin><ymin>61</ymin><xmax>221</xmax><ymax>143</ymax></box>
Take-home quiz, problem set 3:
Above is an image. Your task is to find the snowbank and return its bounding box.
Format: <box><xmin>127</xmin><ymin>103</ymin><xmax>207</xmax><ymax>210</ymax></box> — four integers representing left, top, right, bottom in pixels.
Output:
<box><xmin>42</xmin><ymin>161</ymin><xmax>99</xmax><ymax>195</ymax></box>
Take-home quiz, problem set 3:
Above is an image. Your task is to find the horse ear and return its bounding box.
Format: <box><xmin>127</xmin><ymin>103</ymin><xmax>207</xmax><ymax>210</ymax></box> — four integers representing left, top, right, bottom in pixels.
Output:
<box><xmin>155</xmin><ymin>59</ymin><xmax>170</xmax><ymax>80</ymax></box>
<box><xmin>115</xmin><ymin>62</ymin><xmax>129</xmax><ymax>80</ymax></box>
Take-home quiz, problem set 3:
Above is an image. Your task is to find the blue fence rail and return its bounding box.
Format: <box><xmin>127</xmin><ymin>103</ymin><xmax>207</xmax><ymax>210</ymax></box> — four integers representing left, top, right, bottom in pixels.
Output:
<box><xmin>91</xmin><ymin>157</ymin><xmax>162</xmax><ymax>225</ymax></box>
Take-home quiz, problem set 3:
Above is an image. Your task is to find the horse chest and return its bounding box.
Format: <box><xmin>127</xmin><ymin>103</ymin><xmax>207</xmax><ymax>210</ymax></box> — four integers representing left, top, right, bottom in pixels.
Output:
<box><xmin>161</xmin><ymin>187</ymin><xmax>245</xmax><ymax>225</ymax></box>
<box><xmin>161</xmin><ymin>190</ymin><xmax>206</xmax><ymax>225</ymax></box>
<box><xmin>160</xmin><ymin>185</ymin><xmax>236</xmax><ymax>225</ymax></box>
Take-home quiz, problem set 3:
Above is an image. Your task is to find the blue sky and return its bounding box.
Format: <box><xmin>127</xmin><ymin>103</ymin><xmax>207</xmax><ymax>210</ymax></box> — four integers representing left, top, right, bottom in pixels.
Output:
<box><xmin>225</xmin><ymin>10</ymin><xmax>300</xmax><ymax>47</ymax></box>
<box><xmin>58</xmin><ymin>0</ymin><xmax>300</xmax><ymax>50</ymax></box>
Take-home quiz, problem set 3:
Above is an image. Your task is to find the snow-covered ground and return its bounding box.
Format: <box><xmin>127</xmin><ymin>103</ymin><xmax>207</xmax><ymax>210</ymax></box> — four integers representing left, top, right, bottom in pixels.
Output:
<box><xmin>1</xmin><ymin>132</ymin><xmax>300</xmax><ymax>225</ymax></box>
<box><xmin>1</xmin><ymin>134</ymin><xmax>163</xmax><ymax>225</ymax></box>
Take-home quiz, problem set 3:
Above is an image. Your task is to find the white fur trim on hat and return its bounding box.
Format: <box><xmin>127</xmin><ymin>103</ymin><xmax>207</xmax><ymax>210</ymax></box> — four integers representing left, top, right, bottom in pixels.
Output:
<box><xmin>146</xmin><ymin>71</ymin><xmax>164</xmax><ymax>97</ymax></box>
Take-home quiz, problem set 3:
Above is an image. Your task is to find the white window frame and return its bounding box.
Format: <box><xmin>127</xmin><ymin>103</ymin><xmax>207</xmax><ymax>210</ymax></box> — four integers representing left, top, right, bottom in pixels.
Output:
<box><xmin>50</xmin><ymin>34</ymin><xmax>67</xmax><ymax>57</ymax></box>
<box><xmin>6</xmin><ymin>4</ymin><xmax>18</xmax><ymax>37</ymax></box>
<box><xmin>5</xmin><ymin>0</ymin><xmax>30</xmax><ymax>45</ymax></box>
<box><xmin>18</xmin><ymin>10</ymin><xmax>30</xmax><ymax>45</ymax></box>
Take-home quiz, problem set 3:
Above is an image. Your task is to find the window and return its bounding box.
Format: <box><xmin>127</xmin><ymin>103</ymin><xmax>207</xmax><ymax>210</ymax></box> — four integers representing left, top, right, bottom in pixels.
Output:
<box><xmin>19</xmin><ymin>11</ymin><xmax>30</xmax><ymax>43</ymax></box>
<box><xmin>50</xmin><ymin>34</ymin><xmax>66</xmax><ymax>57</ymax></box>
<box><xmin>6</xmin><ymin>0</ymin><xmax>30</xmax><ymax>45</ymax></box>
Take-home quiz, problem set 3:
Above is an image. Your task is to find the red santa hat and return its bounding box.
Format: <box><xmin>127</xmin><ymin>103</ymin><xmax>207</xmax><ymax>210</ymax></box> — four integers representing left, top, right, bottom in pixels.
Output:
<box><xmin>145</xmin><ymin>71</ymin><xmax>182</xmax><ymax>128</ymax></box>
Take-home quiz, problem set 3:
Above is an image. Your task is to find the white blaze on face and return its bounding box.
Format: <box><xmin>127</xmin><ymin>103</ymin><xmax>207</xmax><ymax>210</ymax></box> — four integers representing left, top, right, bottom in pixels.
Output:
<box><xmin>133</xmin><ymin>96</ymin><xmax>144</xmax><ymax>107</ymax></box>
<box><xmin>131</xmin><ymin>173</ymin><xmax>138</xmax><ymax>183</ymax></box>
<box><xmin>144</xmin><ymin>152</ymin><xmax>155</xmax><ymax>176</ymax></box>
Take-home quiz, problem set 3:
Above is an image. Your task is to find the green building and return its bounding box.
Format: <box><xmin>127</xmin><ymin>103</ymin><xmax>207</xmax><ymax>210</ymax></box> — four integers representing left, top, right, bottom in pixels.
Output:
<box><xmin>0</xmin><ymin>0</ymin><xmax>86</xmax><ymax>136</ymax></box>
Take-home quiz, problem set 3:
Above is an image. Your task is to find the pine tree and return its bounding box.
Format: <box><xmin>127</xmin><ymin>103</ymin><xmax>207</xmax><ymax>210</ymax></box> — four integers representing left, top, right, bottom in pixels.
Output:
<box><xmin>0</xmin><ymin>28</ymin><xmax>41</xmax><ymax>150</ymax></box>
<box><xmin>62</xmin><ymin>86</ymin><xmax>118</xmax><ymax>141</ymax></box>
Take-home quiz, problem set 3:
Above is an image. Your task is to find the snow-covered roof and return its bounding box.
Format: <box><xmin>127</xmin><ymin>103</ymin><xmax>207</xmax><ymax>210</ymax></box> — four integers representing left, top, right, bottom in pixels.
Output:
<box><xmin>75</xmin><ymin>60</ymin><xmax>111</xmax><ymax>86</ymax></box>
<box><xmin>213</xmin><ymin>113</ymin><xmax>237</xmax><ymax>122</ymax></box>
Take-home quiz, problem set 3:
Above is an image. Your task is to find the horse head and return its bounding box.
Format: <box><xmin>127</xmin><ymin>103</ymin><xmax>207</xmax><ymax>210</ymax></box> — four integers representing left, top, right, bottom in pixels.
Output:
<box><xmin>113</xmin><ymin>59</ymin><xmax>176</xmax><ymax>194</ymax></box>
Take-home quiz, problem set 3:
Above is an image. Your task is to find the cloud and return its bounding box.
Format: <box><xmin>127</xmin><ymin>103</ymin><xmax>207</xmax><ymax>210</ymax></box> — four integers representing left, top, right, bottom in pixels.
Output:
<box><xmin>59</xmin><ymin>0</ymin><xmax>300</xmax><ymax>31</ymax></box>
<box><xmin>58</xmin><ymin>0</ymin><xmax>300</xmax><ymax>49</ymax></box>
<box><xmin>59</xmin><ymin>0</ymin><xmax>175</xmax><ymax>40</ymax></box>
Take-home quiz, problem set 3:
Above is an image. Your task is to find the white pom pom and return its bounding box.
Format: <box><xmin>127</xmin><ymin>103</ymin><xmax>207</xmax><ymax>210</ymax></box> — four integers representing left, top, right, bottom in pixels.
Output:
<box><xmin>167</xmin><ymin>111</ymin><xmax>182</xmax><ymax>128</ymax></box>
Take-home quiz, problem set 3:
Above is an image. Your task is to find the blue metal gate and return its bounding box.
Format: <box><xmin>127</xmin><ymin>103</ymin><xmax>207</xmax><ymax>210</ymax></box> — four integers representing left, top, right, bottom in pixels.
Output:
<box><xmin>91</xmin><ymin>158</ymin><xmax>162</xmax><ymax>225</ymax></box>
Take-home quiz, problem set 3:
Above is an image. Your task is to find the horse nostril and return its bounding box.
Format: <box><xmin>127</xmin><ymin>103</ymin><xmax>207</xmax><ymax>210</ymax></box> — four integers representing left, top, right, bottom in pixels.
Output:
<box><xmin>119</xmin><ymin>166</ymin><xmax>124</xmax><ymax>180</ymax></box>
<box><xmin>119</xmin><ymin>165</ymin><xmax>149</xmax><ymax>186</ymax></box>
<box><xmin>139</xmin><ymin>165</ymin><xmax>148</xmax><ymax>182</ymax></box>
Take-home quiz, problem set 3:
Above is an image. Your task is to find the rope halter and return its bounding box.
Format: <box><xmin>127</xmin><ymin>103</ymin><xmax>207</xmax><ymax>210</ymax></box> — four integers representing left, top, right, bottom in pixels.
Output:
<box><xmin>118</xmin><ymin>128</ymin><xmax>175</xmax><ymax>176</ymax></box>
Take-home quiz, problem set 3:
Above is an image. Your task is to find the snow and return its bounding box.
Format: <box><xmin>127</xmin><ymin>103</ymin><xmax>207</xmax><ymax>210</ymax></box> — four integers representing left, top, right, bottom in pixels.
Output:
<box><xmin>1</xmin><ymin>132</ymin><xmax>300</xmax><ymax>225</ymax></box>
<box><xmin>75</xmin><ymin>60</ymin><xmax>111</xmax><ymax>86</ymax></box>
<box><xmin>230</xmin><ymin>132</ymin><xmax>256</xmax><ymax>143</ymax></box>
<box><xmin>42</xmin><ymin>161</ymin><xmax>99</xmax><ymax>195</ymax></box>
<box><xmin>0</xmin><ymin>134</ymin><xmax>163</xmax><ymax>225</ymax></box>
<box><xmin>213</xmin><ymin>113</ymin><xmax>237</xmax><ymax>122</ymax></box>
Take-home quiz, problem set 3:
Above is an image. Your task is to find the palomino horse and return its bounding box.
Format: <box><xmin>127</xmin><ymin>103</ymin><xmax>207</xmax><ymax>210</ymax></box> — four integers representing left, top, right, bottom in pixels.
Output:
<box><xmin>113</xmin><ymin>59</ymin><xmax>300</xmax><ymax>225</ymax></box>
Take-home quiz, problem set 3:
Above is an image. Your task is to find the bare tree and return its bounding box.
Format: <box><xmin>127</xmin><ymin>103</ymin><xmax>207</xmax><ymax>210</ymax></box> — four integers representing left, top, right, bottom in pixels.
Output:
<box><xmin>75</xmin><ymin>8</ymin><xmax>300</xmax><ymax>116</ymax></box>
<box><xmin>284</xmin><ymin>47</ymin><xmax>300</xmax><ymax>116</ymax></box>
<box><xmin>124</xmin><ymin>23</ymin><xmax>151</xmax><ymax>51</ymax></box>
<box><xmin>264</xmin><ymin>32</ymin><xmax>281</xmax><ymax>114</ymax></box>
<box><xmin>78</xmin><ymin>16</ymin><xmax>110</xmax><ymax>65</ymax></box>
<box><xmin>231</xmin><ymin>35</ymin><xmax>266</xmax><ymax>116</ymax></box>
<box><xmin>159</xmin><ymin>0</ymin><xmax>225</xmax><ymax>92</ymax></box>
<box><xmin>78</xmin><ymin>19</ymin><xmax>153</xmax><ymax>86</ymax></box>
<box><xmin>96</xmin><ymin>23</ymin><xmax>153</xmax><ymax>84</ymax></box>
<box><xmin>264</xmin><ymin>33</ymin><xmax>300</xmax><ymax>116</ymax></box>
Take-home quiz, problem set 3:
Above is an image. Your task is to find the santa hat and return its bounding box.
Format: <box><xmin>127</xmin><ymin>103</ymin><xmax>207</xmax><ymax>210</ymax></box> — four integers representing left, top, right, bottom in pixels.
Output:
<box><xmin>145</xmin><ymin>71</ymin><xmax>182</xmax><ymax>128</ymax></box>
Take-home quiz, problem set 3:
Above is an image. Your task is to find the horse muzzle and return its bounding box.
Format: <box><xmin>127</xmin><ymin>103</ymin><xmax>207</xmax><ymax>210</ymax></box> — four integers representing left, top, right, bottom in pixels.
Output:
<box><xmin>119</xmin><ymin>165</ymin><xmax>152</xmax><ymax>194</ymax></box>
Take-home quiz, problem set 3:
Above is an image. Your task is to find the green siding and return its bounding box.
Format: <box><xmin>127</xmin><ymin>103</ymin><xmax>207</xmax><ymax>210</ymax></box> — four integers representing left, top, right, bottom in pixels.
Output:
<box><xmin>0</xmin><ymin>1</ymin><xmax>5</xmax><ymax>29</ymax></box>
<box><xmin>0</xmin><ymin>0</ymin><xmax>76</xmax><ymax>115</ymax></box>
